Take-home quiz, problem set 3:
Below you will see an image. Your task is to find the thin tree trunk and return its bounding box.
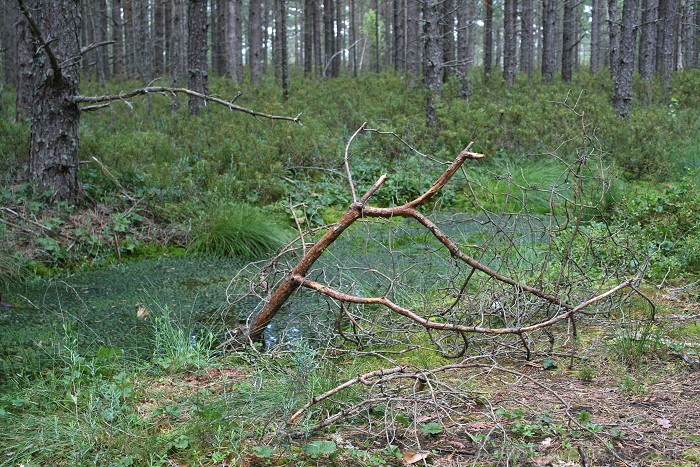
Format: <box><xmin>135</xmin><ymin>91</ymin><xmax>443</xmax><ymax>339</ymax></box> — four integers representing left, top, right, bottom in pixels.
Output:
<box><xmin>457</xmin><ymin>0</ymin><xmax>471</xmax><ymax>97</ymax></box>
<box><xmin>591</xmin><ymin>0</ymin><xmax>603</xmax><ymax>73</ymax></box>
<box><xmin>279</xmin><ymin>0</ymin><xmax>289</xmax><ymax>98</ymax></box>
<box><xmin>608</xmin><ymin>0</ymin><xmax>621</xmax><ymax>80</ymax></box>
<box><xmin>542</xmin><ymin>0</ymin><xmax>558</xmax><ymax>82</ymax></box>
<box><xmin>154</xmin><ymin>0</ymin><xmax>166</xmax><ymax>75</ymax></box>
<box><xmin>227</xmin><ymin>0</ymin><xmax>243</xmax><ymax>81</ymax></box>
<box><xmin>613</xmin><ymin>0</ymin><xmax>639</xmax><ymax>116</ymax></box>
<box><xmin>504</xmin><ymin>0</ymin><xmax>518</xmax><ymax>87</ymax></box>
<box><xmin>15</xmin><ymin>1</ymin><xmax>34</xmax><ymax>121</ymax></box>
<box><xmin>112</xmin><ymin>0</ymin><xmax>124</xmax><ymax>76</ymax></box>
<box><xmin>249</xmin><ymin>0</ymin><xmax>263</xmax><ymax>83</ymax></box>
<box><xmin>638</xmin><ymin>0</ymin><xmax>658</xmax><ymax>78</ymax></box>
<box><xmin>484</xmin><ymin>0</ymin><xmax>494</xmax><ymax>78</ymax></box>
<box><xmin>394</xmin><ymin>0</ymin><xmax>405</xmax><ymax>72</ymax></box>
<box><xmin>423</xmin><ymin>0</ymin><xmax>442</xmax><ymax>128</ymax></box>
<box><xmin>313</xmin><ymin>0</ymin><xmax>322</xmax><ymax>76</ymax></box>
<box><xmin>562</xmin><ymin>0</ymin><xmax>575</xmax><ymax>82</ymax></box>
<box><xmin>406</xmin><ymin>0</ymin><xmax>420</xmax><ymax>77</ymax></box>
<box><xmin>188</xmin><ymin>0</ymin><xmax>208</xmax><ymax>114</ymax></box>
<box><xmin>441</xmin><ymin>0</ymin><xmax>455</xmax><ymax>82</ymax></box>
<box><xmin>520</xmin><ymin>0</ymin><xmax>534</xmax><ymax>78</ymax></box>
<box><xmin>304</xmin><ymin>0</ymin><xmax>313</xmax><ymax>76</ymax></box>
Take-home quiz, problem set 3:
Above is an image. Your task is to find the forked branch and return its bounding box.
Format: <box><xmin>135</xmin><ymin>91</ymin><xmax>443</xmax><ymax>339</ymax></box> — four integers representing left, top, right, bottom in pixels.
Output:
<box><xmin>228</xmin><ymin>135</ymin><xmax>633</xmax><ymax>346</ymax></box>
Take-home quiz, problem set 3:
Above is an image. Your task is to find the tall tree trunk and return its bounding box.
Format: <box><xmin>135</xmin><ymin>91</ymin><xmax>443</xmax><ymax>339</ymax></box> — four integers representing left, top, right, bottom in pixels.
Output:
<box><xmin>484</xmin><ymin>0</ymin><xmax>494</xmax><ymax>78</ymax></box>
<box><xmin>457</xmin><ymin>0</ymin><xmax>471</xmax><ymax>97</ymax></box>
<box><xmin>188</xmin><ymin>0</ymin><xmax>208</xmax><ymax>114</ymax></box>
<box><xmin>124</xmin><ymin>0</ymin><xmax>136</xmax><ymax>78</ymax></box>
<box><xmin>82</xmin><ymin>0</ymin><xmax>95</xmax><ymax>77</ymax></box>
<box><xmin>170</xmin><ymin>0</ymin><xmax>187</xmax><ymax>111</ymax></box>
<box><xmin>406</xmin><ymin>0</ymin><xmax>420</xmax><ymax>77</ymax></box>
<box><xmin>520</xmin><ymin>0</ymin><xmax>534</xmax><ymax>78</ymax></box>
<box><xmin>562</xmin><ymin>0</ymin><xmax>575</xmax><ymax>81</ymax></box>
<box><xmin>154</xmin><ymin>0</ymin><xmax>166</xmax><ymax>75</ymax></box>
<box><xmin>24</xmin><ymin>0</ymin><xmax>82</xmax><ymax>203</ymax></box>
<box><xmin>112</xmin><ymin>0</ymin><xmax>124</xmax><ymax>76</ymax></box>
<box><xmin>226</xmin><ymin>0</ymin><xmax>243</xmax><ymax>81</ymax></box>
<box><xmin>15</xmin><ymin>1</ymin><xmax>34</xmax><ymax>121</ymax></box>
<box><xmin>323</xmin><ymin>0</ymin><xmax>334</xmax><ymax>76</ymax></box>
<box><xmin>613</xmin><ymin>0</ymin><xmax>639</xmax><ymax>116</ymax></box>
<box><xmin>335</xmin><ymin>0</ymin><xmax>343</xmax><ymax>76</ymax></box>
<box><xmin>591</xmin><ymin>0</ymin><xmax>603</xmax><ymax>73</ymax></box>
<box><xmin>304</xmin><ymin>0</ymin><xmax>313</xmax><ymax>76</ymax></box>
<box><xmin>95</xmin><ymin>0</ymin><xmax>110</xmax><ymax>82</ymax></box>
<box><xmin>542</xmin><ymin>0</ymin><xmax>558</xmax><ymax>82</ymax></box>
<box><xmin>638</xmin><ymin>0</ymin><xmax>658</xmax><ymax>78</ymax></box>
<box><xmin>608</xmin><ymin>0</ymin><xmax>621</xmax><ymax>80</ymax></box>
<box><xmin>504</xmin><ymin>0</ymin><xmax>517</xmax><ymax>87</ymax></box>
<box><xmin>313</xmin><ymin>0</ymin><xmax>322</xmax><ymax>76</ymax></box>
<box><xmin>394</xmin><ymin>0</ymin><xmax>405</xmax><ymax>72</ymax></box>
<box><xmin>249</xmin><ymin>0</ymin><xmax>263</xmax><ymax>83</ymax></box>
<box><xmin>350</xmin><ymin>0</ymin><xmax>358</xmax><ymax>76</ymax></box>
<box><xmin>441</xmin><ymin>0</ymin><xmax>455</xmax><ymax>81</ymax></box>
<box><xmin>278</xmin><ymin>0</ymin><xmax>289</xmax><ymax>98</ymax></box>
<box><xmin>423</xmin><ymin>0</ymin><xmax>442</xmax><ymax>128</ymax></box>
<box><xmin>656</xmin><ymin>0</ymin><xmax>680</xmax><ymax>102</ymax></box>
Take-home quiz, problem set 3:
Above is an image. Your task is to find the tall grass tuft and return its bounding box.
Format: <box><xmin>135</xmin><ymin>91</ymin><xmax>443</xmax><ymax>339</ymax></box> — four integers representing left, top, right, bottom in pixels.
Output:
<box><xmin>188</xmin><ymin>203</ymin><xmax>290</xmax><ymax>259</ymax></box>
<box><xmin>0</xmin><ymin>244</ymin><xmax>25</xmax><ymax>297</ymax></box>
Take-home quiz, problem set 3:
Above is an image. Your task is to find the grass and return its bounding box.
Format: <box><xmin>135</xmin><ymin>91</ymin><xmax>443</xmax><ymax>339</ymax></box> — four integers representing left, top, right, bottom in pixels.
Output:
<box><xmin>188</xmin><ymin>203</ymin><xmax>291</xmax><ymax>259</ymax></box>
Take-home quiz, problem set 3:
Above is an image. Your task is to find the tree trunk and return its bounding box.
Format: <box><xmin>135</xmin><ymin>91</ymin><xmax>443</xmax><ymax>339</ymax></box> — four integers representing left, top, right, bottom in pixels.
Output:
<box><xmin>111</xmin><ymin>0</ymin><xmax>124</xmax><ymax>76</ymax></box>
<box><xmin>394</xmin><ymin>0</ymin><xmax>405</xmax><ymax>72</ymax></box>
<box><xmin>503</xmin><ymin>0</ymin><xmax>517</xmax><ymax>87</ymax></box>
<box><xmin>304</xmin><ymin>0</ymin><xmax>313</xmax><ymax>76</ymax></box>
<box><xmin>613</xmin><ymin>0</ymin><xmax>639</xmax><ymax>116</ymax></box>
<box><xmin>278</xmin><ymin>0</ymin><xmax>289</xmax><ymax>99</ymax></box>
<box><xmin>350</xmin><ymin>0</ymin><xmax>358</xmax><ymax>76</ymax></box>
<box><xmin>334</xmin><ymin>0</ymin><xmax>343</xmax><ymax>76</ymax></box>
<box><xmin>187</xmin><ymin>0</ymin><xmax>208</xmax><ymax>114</ymax></box>
<box><xmin>484</xmin><ymin>0</ymin><xmax>494</xmax><ymax>78</ymax></box>
<box><xmin>638</xmin><ymin>0</ymin><xmax>658</xmax><ymax>79</ymax></box>
<box><xmin>248</xmin><ymin>0</ymin><xmax>263</xmax><ymax>83</ymax></box>
<box><xmin>520</xmin><ymin>0</ymin><xmax>534</xmax><ymax>78</ymax></box>
<box><xmin>24</xmin><ymin>0</ymin><xmax>82</xmax><ymax>203</ymax></box>
<box><xmin>313</xmin><ymin>0</ymin><xmax>322</xmax><ymax>75</ymax></box>
<box><xmin>656</xmin><ymin>0</ymin><xmax>679</xmax><ymax>102</ymax></box>
<box><xmin>562</xmin><ymin>0</ymin><xmax>575</xmax><ymax>82</ymax></box>
<box><xmin>542</xmin><ymin>0</ymin><xmax>558</xmax><ymax>82</ymax></box>
<box><xmin>590</xmin><ymin>0</ymin><xmax>603</xmax><ymax>73</ymax></box>
<box><xmin>227</xmin><ymin>0</ymin><xmax>243</xmax><ymax>81</ymax></box>
<box><xmin>423</xmin><ymin>0</ymin><xmax>442</xmax><ymax>128</ymax></box>
<box><xmin>608</xmin><ymin>0</ymin><xmax>621</xmax><ymax>80</ymax></box>
<box><xmin>323</xmin><ymin>0</ymin><xmax>334</xmax><ymax>76</ymax></box>
<box><xmin>94</xmin><ymin>0</ymin><xmax>110</xmax><ymax>82</ymax></box>
<box><xmin>406</xmin><ymin>0</ymin><xmax>420</xmax><ymax>77</ymax></box>
<box><xmin>457</xmin><ymin>0</ymin><xmax>471</xmax><ymax>98</ymax></box>
<box><xmin>441</xmin><ymin>0</ymin><xmax>454</xmax><ymax>82</ymax></box>
<box><xmin>154</xmin><ymin>0</ymin><xmax>166</xmax><ymax>75</ymax></box>
<box><xmin>15</xmin><ymin>1</ymin><xmax>34</xmax><ymax>121</ymax></box>
<box><xmin>124</xmin><ymin>0</ymin><xmax>136</xmax><ymax>78</ymax></box>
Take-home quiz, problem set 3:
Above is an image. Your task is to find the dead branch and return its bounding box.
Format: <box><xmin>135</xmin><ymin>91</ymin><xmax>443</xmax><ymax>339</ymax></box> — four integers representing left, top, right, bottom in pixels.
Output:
<box><xmin>72</xmin><ymin>87</ymin><xmax>302</xmax><ymax>124</ymax></box>
<box><xmin>16</xmin><ymin>0</ymin><xmax>61</xmax><ymax>78</ymax></box>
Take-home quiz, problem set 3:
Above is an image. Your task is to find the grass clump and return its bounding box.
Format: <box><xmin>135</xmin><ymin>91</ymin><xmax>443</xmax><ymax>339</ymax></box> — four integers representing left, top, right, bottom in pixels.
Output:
<box><xmin>188</xmin><ymin>203</ymin><xmax>291</xmax><ymax>260</ymax></box>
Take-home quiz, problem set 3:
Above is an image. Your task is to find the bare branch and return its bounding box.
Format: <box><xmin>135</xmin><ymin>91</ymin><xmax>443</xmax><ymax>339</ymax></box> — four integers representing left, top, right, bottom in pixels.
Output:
<box><xmin>80</xmin><ymin>40</ymin><xmax>115</xmax><ymax>56</ymax></box>
<box><xmin>72</xmin><ymin>87</ymin><xmax>302</xmax><ymax>124</ymax></box>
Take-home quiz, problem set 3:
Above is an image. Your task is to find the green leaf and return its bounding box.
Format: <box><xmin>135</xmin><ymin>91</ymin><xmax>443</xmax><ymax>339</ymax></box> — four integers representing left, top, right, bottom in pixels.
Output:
<box><xmin>420</xmin><ymin>422</ymin><xmax>444</xmax><ymax>435</ymax></box>
<box><xmin>251</xmin><ymin>445</ymin><xmax>276</xmax><ymax>458</ymax></box>
<box><xmin>542</xmin><ymin>358</ymin><xmax>557</xmax><ymax>370</ymax></box>
<box><xmin>303</xmin><ymin>440</ymin><xmax>337</xmax><ymax>458</ymax></box>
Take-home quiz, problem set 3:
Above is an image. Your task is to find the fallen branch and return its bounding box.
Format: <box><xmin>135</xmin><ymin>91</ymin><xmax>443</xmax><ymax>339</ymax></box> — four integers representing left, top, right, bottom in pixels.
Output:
<box><xmin>73</xmin><ymin>87</ymin><xmax>302</xmax><ymax>124</ymax></box>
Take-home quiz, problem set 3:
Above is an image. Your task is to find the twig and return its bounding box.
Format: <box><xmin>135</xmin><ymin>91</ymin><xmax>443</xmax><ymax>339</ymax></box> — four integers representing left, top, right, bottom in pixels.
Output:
<box><xmin>91</xmin><ymin>157</ymin><xmax>137</xmax><ymax>202</ymax></box>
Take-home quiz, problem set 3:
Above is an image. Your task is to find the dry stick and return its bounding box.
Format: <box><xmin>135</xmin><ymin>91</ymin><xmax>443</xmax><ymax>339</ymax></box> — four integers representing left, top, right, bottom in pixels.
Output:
<box><xmin>73</xmin><ymin>87</ymin><xmax>302</xmax><ymax>124</ymax></box>
<box><xmin>344</xmin><ymin>123</ymin><xmax>368</xmax><ymax>203</ymax></box>
<box><xmin>288</xmin><ymin>366</ymin><xmax>406</xmax><ymax>422</ymax></box>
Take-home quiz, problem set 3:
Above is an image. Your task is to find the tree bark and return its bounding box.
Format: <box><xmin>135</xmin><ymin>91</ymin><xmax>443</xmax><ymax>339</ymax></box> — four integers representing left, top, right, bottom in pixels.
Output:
<box><xmin>520</xmin><ymin>0</ymin><xmax>534</xmax><ymax>78</ymax></box>
<box><xmin>561</xmin><ymin>0</ymin><xmax>575</xmax><ymax>82</ymax></box>
<box><xmin>608</xmin><ymin>0</ymin><xmax>621</xmax><ymax>80</ymax></box>
<box><xmin>504</xmin><ymin>0</ymin><xmax>518</xmax><ymax>87</ymax></box>
<box><xmin>313</xmin><ymin>0</ymin><xmax>322</xmax><ymax>75</ymax></box>
<box><xmin>15</xmin><ymin>0</ymin><xmax>34</xmax><ymax>121</ymax></box>
<box><xmin>111</xmin><ymin>0</ymin><xmax>124</xmax><ymax>76</ymax></box>
<box><xmin>423</xmin><ymin>0</ymin><xmax>442</xmax><ymax>128</ymax></box>
<box><xmin>638</xmin><ymin>0</ymin><xmax>658</xmax><ymax>79</ymax></box>
<box><xmin>249</xmin><ymin>0</ymin><xmax>263</xmax><ymax>83</ymax></box>
<box><xmin>441</xmin><ymin>0</ymin><xmax>454</xmax><ymax>81</ymax></box>
<box><xmin>278</xmin><ymin>0</ymin><xmax>289</xmax><ymax>99</ymax></box>
<box><xmin>457</xmin><ymin>0</ymin><xmax>472</xmax><ymax>97</ymax></box>
<box><xmin>484</xmin><ymin>0</ymin><xmax>494</xmax><ymax>78</ymax></box>
<box><xmin>393</xmin><ymin>0</ymin><xmax>405</xmax><ymax>72</ymax></box>
<box><xmin>304</xmin><ymin>0</ymin><xmax>314</xmax><ymax>76</ymax></box>
<box><xmin>590</xmin><ymin>0</ymin><xmax>603</xmax><ymax>73</ymax></box>
<box><xmin>187</xmin><ymin>0</ymin><xmax>208</xmax><ymax>114</ymax></box>
<box><xmin>542</xmin><ymin>0</ymin><xmax>558</xmax><ymax>82</ymax></box>
<box><xmin>226</xmin><ymin>0</ymin><xmax>243</xmax><ymax>81</ymax></box>
<box><xmin>406</xmin><ymin>0</ymin><xmax>420</xmax><ymax>77</ymax></box>
<box><xmin>21</xmin><ymin>0</ymin><xmax>82</xmax><ymax>203</ymax></box>
<box><xmin>656</xmin><ymin>0</ymin><xmax>679</xmax><ymax>102</ymax></box>
<box><xmin>613</xmin><ymin>0</ymin><xmax>639</xmax><ymax>116</ymax></box>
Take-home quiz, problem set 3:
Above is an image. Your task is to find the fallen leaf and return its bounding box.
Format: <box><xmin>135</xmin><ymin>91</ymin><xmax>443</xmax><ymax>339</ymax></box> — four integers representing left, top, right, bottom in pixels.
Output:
<box><xmin>539</xmin><ymin>437</ymin><xmax>554</xmax><ymax>449</ymax></box>
<box><xmin>403</xmin><ymin>451</ymin><xmax>430</xmax><ymax>465</ymax></box>
<box><xmin>656</xmin><ymin>418</ymin><xmax>672</xmax><ymax>429</ymax></box>
<box><xmin>136</xmin><ymin>304</ymin><xmax>149</xmax><ymax>319</ymax></box>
